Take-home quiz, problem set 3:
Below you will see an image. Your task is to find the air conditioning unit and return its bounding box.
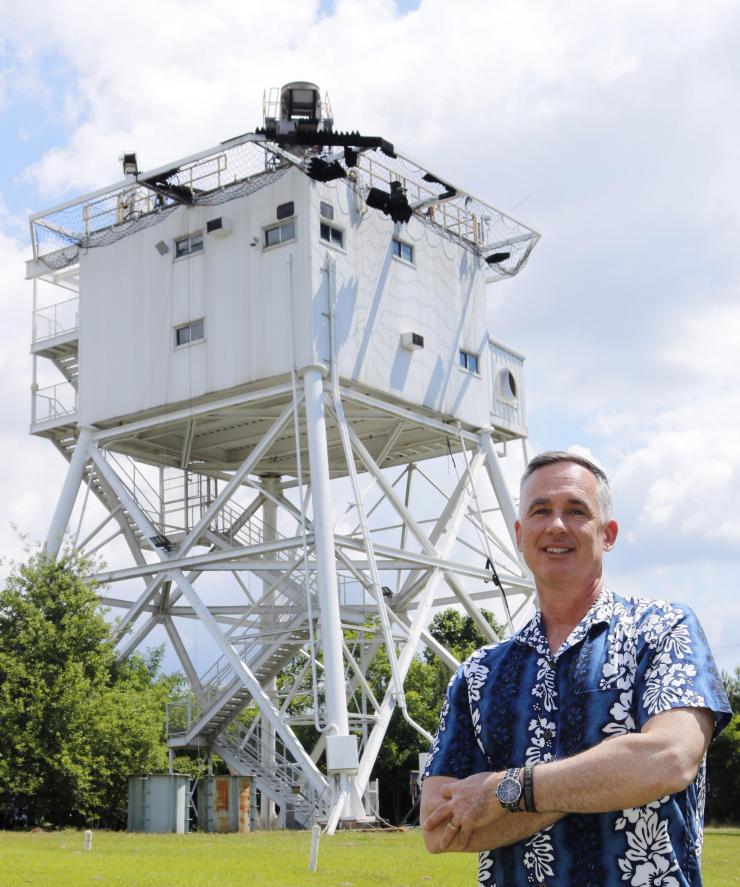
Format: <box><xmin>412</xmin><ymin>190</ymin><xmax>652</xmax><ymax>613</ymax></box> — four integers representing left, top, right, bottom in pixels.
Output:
<box><xmin>206</xmin><ymin>217</ymin><xmax>232</xmax><ymax>237</ymax></box>
<box><xmin>401</xmin><ymin>331</ymin><xmax>424</xmax><ymax>351</ymax></box>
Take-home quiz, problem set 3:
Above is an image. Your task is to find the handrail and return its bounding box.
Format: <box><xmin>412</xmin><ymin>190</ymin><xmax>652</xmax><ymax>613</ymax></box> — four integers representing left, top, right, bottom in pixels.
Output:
<box><xmin>32</xmin><ymin>296</ymin><xmax>79</xmax><ymax>344</ymax></box>
<box><xmin>32</xmin><ymin>383</ymin><xmax>77</xmax><ymax>423</ymax></box>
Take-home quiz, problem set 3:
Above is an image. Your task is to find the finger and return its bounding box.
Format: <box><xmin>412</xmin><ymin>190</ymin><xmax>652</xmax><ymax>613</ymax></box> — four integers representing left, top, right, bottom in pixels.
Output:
<box><xmin>422</xmin><ymin>802</ymin><xmax>452</xmax><ymax>832</ymax></box>
<box><xmin>456</xmin><ymin>821</ymin><xmax>472</xmax><ymax>851</ymax></box>
<box><xmin>440</xmin><ymin>783</ymin><xmax>454</xmax><ymax>799</ymax></box>
<box><xmin>438</xmin><ymin>820</ymin><xmax>459</xmax><ymax>851</ymax></box>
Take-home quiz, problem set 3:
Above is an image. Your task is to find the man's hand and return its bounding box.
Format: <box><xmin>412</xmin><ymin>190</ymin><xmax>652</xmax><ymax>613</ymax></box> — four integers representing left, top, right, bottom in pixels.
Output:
<box><xmin>421</xmin><ymin>774</ymin><xmax>564</xmax><ymax>854</ymax></box>
<box><xmin>422</xmin><ymin>771</ymin><xmax>506</xmax><ymax>850</ymax></box>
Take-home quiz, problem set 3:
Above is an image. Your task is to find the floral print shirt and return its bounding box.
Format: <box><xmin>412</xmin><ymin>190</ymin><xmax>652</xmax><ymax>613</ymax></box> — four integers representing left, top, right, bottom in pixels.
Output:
<box><xmin>424</xmin><ymin>590</ymin><xmax>732</xmax><ymax>886</ymax></box>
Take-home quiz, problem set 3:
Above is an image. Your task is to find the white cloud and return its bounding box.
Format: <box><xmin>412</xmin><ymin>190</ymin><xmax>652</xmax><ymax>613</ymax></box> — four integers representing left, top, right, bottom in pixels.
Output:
<box><xmin>1</xmin><ymin>0</ymin><xmax>739</xmax><ymax>663</ymax></box>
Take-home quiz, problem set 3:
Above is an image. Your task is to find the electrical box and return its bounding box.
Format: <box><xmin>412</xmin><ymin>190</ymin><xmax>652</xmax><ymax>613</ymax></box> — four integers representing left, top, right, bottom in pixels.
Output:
<box><xmin>197</xmin><ymin>775</ymin><xmax>253</xmax><ymax>833</ymax></box>
<box><xmin>127</xmin><ymin>774</ymin><xmax>189</xmax><ymax>833</ymax></box>
<box><xmin>326</xmin><ymin>734</ymin><xmax>360</xmax><ymax>773</ymax></box>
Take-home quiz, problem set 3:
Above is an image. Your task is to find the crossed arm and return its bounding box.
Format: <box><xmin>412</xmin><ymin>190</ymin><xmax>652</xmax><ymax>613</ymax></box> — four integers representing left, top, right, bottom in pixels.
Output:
<box><xmin>421</xmin><ymin>706</ymin><xmax>714</xmax><ymax>854</ymax></box>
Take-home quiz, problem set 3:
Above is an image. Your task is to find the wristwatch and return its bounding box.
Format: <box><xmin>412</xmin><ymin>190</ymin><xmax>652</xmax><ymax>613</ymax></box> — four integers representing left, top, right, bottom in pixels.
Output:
<box><xmin>495</xmin><ymin>767</ymin><xmax>522</xmax><ymax>812</ymax></box>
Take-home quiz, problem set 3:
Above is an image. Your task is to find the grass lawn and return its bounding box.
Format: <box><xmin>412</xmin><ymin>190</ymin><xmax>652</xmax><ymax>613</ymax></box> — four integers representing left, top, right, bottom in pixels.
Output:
<box><xmin>0</xmin><ymin>827</ymin><xmax>737</xmax><ymax>886</ymax></box>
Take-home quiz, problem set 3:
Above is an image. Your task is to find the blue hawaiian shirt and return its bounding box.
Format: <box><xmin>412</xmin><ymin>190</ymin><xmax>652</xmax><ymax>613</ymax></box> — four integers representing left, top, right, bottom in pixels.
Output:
<box><xmin>424</xmin><ymin>589</ymin><xmax>732</xmax><ymax>887</ymax></box>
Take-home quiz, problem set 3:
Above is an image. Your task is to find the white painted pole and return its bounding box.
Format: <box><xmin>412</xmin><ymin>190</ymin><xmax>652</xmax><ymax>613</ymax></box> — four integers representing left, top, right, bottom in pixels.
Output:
<box><xmin>479</xmin><ymin>431</ymin><xmax>521</xmax><ymax>557</ymax></box>
<box><xmin>308</xmin><ymin>823</ymin><xmax>321</xmax><ymax>871</ymax></box>
<box><xmin>45</xmin><ymin>426</ymin><xmax>95</xmax><ymax>557</ymax></box>
<box><xmin>301</xmin><ymin>366</ymin><xmax>350</xmax><ymax>739</ymax></box>
<box><xmin>83</xmin><ymin>829</ymin><xmax>92</xmax><ymax>851</ymax></box>
<box><xmin>260</xmin><ymin>476</ymin><xmax>279</xmax><ymax>829</ymax></box>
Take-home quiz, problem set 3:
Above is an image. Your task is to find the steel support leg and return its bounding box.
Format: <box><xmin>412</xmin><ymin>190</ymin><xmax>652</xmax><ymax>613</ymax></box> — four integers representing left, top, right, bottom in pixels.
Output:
<box><xmin>46</xmin><ymin>426</ymin><xmax>94</xmax><ymax>557</ymax></box>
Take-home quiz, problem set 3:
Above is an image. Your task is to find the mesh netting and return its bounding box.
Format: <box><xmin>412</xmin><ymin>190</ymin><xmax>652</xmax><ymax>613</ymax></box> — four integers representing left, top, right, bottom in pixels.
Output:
<box><xmin>31</xmin><ymin>133</ymin><xmax>538</xmax><ymax>280</ymax></box>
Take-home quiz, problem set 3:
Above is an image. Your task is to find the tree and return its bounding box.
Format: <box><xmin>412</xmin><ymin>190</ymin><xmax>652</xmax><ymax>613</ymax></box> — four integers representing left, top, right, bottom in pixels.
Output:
<box><xmin>705</xmin><ymin>667</ymin><xmax>740</xmax><ymax>824</ymax></box>
<box><xmin>426</xmin><ymin>607</ymin><xmax>503</xmax><ymax>663</ymax></box>
<box><xmin>367</xmin><ymin>608</ymin><xmax>504</xmax><ymax>823</ymax></box>
<box><xmin>0</xmin><ymin>551</ymin><xmax>176</xmax><ymax>828</ymax></box>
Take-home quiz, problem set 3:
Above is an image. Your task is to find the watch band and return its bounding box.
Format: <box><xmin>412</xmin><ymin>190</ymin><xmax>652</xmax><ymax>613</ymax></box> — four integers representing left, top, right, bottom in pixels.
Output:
<box><xmin>523</xmin><ymin>762</ymin><xmax>539</xmax><ymax>813</ymax></box>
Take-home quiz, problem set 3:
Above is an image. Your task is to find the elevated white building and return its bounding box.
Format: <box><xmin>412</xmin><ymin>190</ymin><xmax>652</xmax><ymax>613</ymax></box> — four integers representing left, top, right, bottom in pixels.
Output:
<box><xmin>28</xmin><ymin>83</ymin><xmax>539</xmax><ymax>831</ymax></box>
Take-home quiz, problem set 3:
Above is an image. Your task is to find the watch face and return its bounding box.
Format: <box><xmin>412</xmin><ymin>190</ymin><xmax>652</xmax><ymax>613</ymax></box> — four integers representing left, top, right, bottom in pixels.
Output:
<box><xmin>496</xmin><ymin>777</ymin><xmax>521</xmax><ymax>804</ymax></box>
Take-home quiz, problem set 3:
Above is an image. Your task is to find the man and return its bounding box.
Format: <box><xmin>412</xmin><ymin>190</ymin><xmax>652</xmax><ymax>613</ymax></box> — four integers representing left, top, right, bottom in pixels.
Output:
<box><xmin>421</xmin><ymin>451</ymin><xmax>731</xmax><ymax>886</ymax></box>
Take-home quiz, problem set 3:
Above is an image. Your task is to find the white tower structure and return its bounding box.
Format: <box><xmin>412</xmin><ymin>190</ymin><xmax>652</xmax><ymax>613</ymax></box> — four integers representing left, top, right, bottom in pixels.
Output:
<box><xmin>27</xmin><ymin>83</ymin><xmax>540</xmax><ymax>831</ymax></box>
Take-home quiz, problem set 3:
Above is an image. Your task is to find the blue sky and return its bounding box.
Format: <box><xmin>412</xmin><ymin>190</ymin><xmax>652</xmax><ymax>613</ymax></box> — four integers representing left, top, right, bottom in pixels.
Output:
<box><xmin>0</xmin><ymin>0</ymin><xmax>738</xmax><ymax>673</ymax></box>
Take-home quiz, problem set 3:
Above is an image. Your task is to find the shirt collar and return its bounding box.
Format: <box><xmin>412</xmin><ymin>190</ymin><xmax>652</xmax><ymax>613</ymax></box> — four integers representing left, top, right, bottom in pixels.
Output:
<box><xmin>515</xmin><ymin>587</ymin><xmax>614</xmax><ymax>659</ymax></box>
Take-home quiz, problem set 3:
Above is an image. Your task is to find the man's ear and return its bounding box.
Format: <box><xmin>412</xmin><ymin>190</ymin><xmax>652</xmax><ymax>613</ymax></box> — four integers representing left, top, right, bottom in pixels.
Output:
<box><xmin>515</xmin><ymin>519</ymin><xmax>523</xmax><ymax>551</ymax></box>
<box><xmin>602</xmin><ymin>520</ymin><xmax>619</xmax><ymax>551</ymax></box>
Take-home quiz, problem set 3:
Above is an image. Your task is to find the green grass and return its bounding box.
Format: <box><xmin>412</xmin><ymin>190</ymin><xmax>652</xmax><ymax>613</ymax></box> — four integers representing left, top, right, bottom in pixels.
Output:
<box><xmin>0</xmin><ymin>827</ymin><xmax>737</xmax><ymax>886</ymax></box>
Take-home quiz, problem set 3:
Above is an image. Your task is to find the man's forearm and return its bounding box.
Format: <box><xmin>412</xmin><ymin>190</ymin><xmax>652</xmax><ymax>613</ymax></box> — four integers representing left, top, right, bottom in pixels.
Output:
<box><xmin>533</xmin><ymin>709</ymin><xmax>712</xmax><ymax>815</ymax></box>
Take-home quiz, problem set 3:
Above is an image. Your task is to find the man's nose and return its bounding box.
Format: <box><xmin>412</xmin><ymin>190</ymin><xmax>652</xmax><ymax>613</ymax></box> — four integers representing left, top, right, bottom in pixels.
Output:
<box><xmin>545</xmin><ymin>512</ymin><xmax>567</xmax><ymax>533</ymax></box>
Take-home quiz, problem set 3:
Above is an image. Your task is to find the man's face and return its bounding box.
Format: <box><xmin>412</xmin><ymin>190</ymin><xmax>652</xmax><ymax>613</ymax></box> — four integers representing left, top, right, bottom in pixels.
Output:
<box><xmin>514</xmin><ymin>462</ymin><xmax>618</xmax><ymax>592</ymax></box>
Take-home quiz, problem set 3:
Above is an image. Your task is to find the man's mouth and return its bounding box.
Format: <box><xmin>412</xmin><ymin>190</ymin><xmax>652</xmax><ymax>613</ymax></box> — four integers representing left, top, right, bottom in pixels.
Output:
<box><xmin>543</xmin><ymin>546</ymin><xmax>572</xmax><ymax>554</ymax></box>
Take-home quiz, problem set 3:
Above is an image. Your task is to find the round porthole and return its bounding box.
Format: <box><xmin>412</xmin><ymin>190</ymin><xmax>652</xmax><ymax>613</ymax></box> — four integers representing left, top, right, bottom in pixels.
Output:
<box><xmin>498</xmin><ymin>368</ymin><xmax>518</xmax><ymax>402</ymax></box>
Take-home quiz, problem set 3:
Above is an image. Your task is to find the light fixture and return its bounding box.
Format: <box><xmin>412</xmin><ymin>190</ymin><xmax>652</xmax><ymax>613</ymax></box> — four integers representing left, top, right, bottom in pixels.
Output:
<box><xmin>149</xmin><ymin>534</ymin><xmax>174</xmax><ymax>551</ymax></box>
<box><xmin>485</xmin><ymin>251</ymin><xmax>511</xmax><ymax>265</ymax></box>
<box><xmin>365</xmin><ymin>181</ymin><xmax>413</xmax><ymax>224</ymax></box>
<box><xmin>121</xmin><ymin>152</ymin><xmax>139</xmax><ymax>176</ymax></box>
<box><xmin>307</xmin><ymin>157</ymin><xmax>346</xmax><ymax>182</ymax></box>
<box><xmin>154</xmin><ymin>240</ymin><xmax>169</xmax><ymax>255</ymax></box>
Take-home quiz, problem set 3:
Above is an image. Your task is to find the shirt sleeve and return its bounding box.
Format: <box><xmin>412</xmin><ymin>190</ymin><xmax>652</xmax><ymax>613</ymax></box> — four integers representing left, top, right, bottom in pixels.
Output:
<box><xmin>423</xmin><ymin>663</ymin><xmax>490</xmax><ymax>781</ymax></box>
<box><xmin>634</xmin><ymin>601</ymin><xmax>732</xmax><ymax>738</ymax></box>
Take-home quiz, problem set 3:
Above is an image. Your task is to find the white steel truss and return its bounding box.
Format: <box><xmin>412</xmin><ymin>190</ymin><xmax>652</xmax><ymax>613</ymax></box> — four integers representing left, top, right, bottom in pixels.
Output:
<box><xmin>41</xmin><ymin>372</ymin><xmax>535</xmax><ymax>832</ymax></box>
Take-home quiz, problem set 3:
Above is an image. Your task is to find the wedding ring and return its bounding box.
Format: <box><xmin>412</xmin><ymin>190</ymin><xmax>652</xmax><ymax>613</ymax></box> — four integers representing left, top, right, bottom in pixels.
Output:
<box><xmin>447</xmin><ymin>820</ymin><xmax>461</xmax><ymax>831</ymax></box>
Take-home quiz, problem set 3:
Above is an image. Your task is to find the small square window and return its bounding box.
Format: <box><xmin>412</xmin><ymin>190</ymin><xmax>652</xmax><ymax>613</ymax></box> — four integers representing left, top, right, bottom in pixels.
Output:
<box><xmin>392</xmin><ymin>238</ymin><xmax>414</xmax><ymax>264</ymax></box>
<box><xmin>320</xmin><ymin>201</ymin><xmax>334</xmax><ymax>220</ymax></box>
<box><xmin>175</xmin><ymin>319</ymin><xmax>205</xmax><ymax>347</ymax></box>
<box><xmin>460</xmin><ymin>349</ymin><xmax>479</xmax><ymax>374</ymax></box>
<box><xmin>320</xmin><ymin>220</ymin><xmax>343</xmax><ymax>248</ymax></box>
<box><xmin>175</xmin><ymin>231</ymin><xmax>204</xmax><ymax>259</ymax></box>
<box><xmin>264</xmin><ymin>219</ymin><xmax>295</xmax><ymax>248</ymax></box>
<box><xmin>277</xmin><ymin>201</ymin><xmax>294</xmax><ymax>220</ymax></box>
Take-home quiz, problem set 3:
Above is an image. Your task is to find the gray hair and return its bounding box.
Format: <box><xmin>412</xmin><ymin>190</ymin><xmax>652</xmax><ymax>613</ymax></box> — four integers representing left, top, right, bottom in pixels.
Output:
<box><xmin>519</xmin><ymin>451</ymin><xmax>614</xmax><ymax>522</ymax></box>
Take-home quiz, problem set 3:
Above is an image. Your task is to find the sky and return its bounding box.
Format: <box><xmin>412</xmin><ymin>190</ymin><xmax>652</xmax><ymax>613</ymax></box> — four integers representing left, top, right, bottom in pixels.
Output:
<box><xmin>0</xmin><ymin>0</ymin><xmax>738</xmax><ymax>673</ymax></box>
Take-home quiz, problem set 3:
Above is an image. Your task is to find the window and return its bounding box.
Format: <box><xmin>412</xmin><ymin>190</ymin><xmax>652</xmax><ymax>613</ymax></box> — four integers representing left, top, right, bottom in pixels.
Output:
<box><xmin>459</xmin><ymin>349</ymin><xmax>479</xmax><ymax>374</ymax></box>
<box><xmin>320</xmin><ymin>201</ymin><xmax>334</xmax><ymax>220</ymax></box>
<box><xmin>174</xmin><ymin>231</ymin><xmax>204</xmax><ymax>259</ymax></box>
<box><xmin>175</xmin><ymin>319</ymin><xmax>205</xmax><ymax>347</ymax></box>
<box><xmin>264</xmin><ymin>219</ymin><xmax>295</xmax><ymax>248</ymax></box>
<box><xmin>276</xmin><ymin>201</ymin><xmax>294</xmax><ymax>220</ymax></box>
<box><xmin>498</xmin><ymin>368</ymin><xmax>518</xmax><ymax>402</ymax></box>
<box><xmin>320</xmin><ymin>221</ymin><xmax>344</xmax><ymax>248</ymax></box>
<box><xmin>392</xmin><ymin>238</ymin><xmax>414</xmax><ymax>264</ymax></box>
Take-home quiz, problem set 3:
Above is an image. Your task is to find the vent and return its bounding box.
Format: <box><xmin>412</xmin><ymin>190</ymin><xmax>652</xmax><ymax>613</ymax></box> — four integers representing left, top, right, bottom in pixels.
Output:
<box><xmin>401</xmin><ymin>332</ymin><xmax>424</xmax><ymax>351</ymax></box>
<box><xmin>206</xmin><ymin>217</ymin><xmax>232</xmax><ymax>236</ymax></box>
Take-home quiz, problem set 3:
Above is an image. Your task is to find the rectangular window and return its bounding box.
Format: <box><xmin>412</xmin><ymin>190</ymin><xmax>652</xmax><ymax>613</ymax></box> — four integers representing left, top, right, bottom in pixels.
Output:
<box><xmin>392</xmin><ymin>238</ymin><xmax>414</xmax><ymax>264</ymax></box>
<box><xmin>320</xmin><ymin>201</ymin><xmax>334</xmax><ymax>220</ymax></box>
<box><xmin>459</xmin><ymin>349</ymin><xmax>479</xmax><ymax>374</ymax></box>
<box><xmin>264</xmin><ymin>219</ymin><xmax>295</xmax><ymax>248</ymax></box>
<box><xmin>174</xmin><ymin>231</ymin><xmax>204</xmax><ymax>259</ymax></box>
<box><xmin>276</xmin><ymin>201</ymin><xmax>294</xmax><ymax>220</ymax></box>
<box><xmin>320</xmin><ymin>221</ymin><xmax>344</xmax><ymax>248</ymax></box>
<box><xmin>175</xmin><ymin>318</ymin><xmax>205</xmax><ymax>347</ymax></box>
